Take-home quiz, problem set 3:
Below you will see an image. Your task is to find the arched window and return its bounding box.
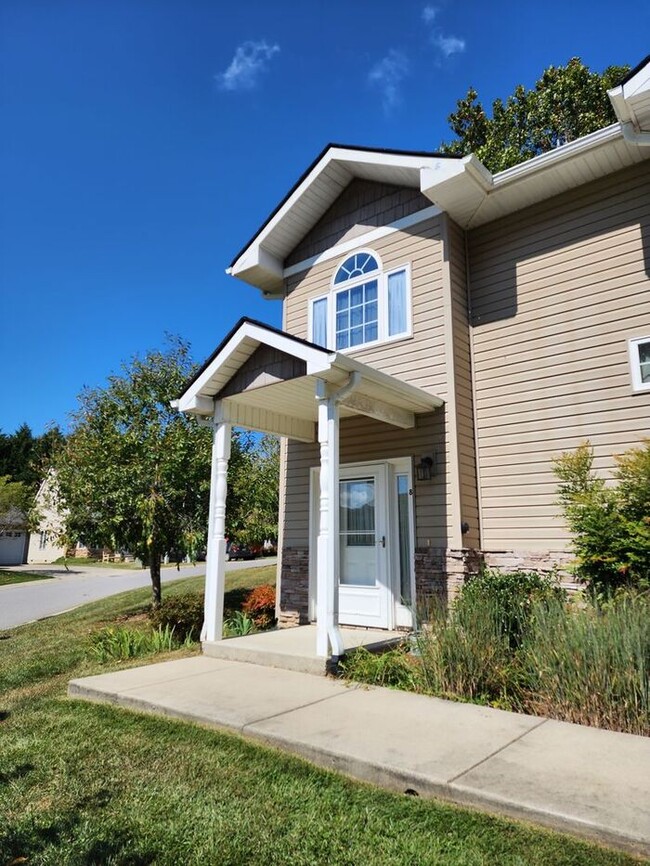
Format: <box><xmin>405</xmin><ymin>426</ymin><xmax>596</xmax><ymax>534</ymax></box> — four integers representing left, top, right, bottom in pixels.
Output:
<box><xmin>334</xmin><ymin>253</ymin><xmax>379</xmax><ymax>284</ymax></box>
<box><xmin>309</xmin><ymin>249</ymin><xmax>411</xmax><ymax>351</ymax></box>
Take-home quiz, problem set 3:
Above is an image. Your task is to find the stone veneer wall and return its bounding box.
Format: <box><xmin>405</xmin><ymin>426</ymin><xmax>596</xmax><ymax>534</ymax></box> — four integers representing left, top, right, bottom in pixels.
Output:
<box><xmin>277</xmin><ymin>546</ymin><xmax>575</xmax><ymax>628</ymax></box>
<box><xmin>414</xmin><ymin>547</ymin><xmax>483</xmax><ymax>606</ymax></box>
<box><xmin>278</xmin><ymin>547</ymin><xmax>310</xmax><ymax>627</ymax></box>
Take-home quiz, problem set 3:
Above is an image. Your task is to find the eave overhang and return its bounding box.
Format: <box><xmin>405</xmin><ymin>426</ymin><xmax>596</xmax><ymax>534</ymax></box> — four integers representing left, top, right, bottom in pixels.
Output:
<box><xmin>227</xmin><ymin>57</ymin><xmax>650</xmax><ymax>297</ymax></box>
<box><xmin>176</xmin><ymin>318</ymin><xmax>443</xmax><ymax>442</ymax></box>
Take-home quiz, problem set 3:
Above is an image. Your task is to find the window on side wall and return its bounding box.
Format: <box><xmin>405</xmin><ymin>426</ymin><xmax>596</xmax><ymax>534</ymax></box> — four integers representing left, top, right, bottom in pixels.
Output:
<box><xmin>629</xmin><ymin>337</ymin><xmax>650</xmax><ymax>392</ymax></box>
<box><xmin>308</xmin><ymin>250</ymin><xmax>411</xmax><ymax>350</ymax></box>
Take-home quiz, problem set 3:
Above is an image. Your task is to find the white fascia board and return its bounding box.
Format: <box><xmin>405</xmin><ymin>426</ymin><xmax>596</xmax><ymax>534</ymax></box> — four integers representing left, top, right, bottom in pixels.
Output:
<box><xmin>608</xmin><ymin>86</ymin><xmax>634</xmax><ymax>125</ymax></box>
<box><xmin>620</xmin><ymin>62</ymin><xmax>650</xmax><ymax>99</ymax></box>
<box><xmin>420</xmin><ymin>156</ymin><xmax>474</xmax><ymax>197</ymax></box>
<box><xmin>229</xmin><ymin>147</ymin><xmax>443</xmax><ymax>281</ymax></box>
<box><xmin>178</xmin><ymin>321</ymin><xmax>332</xmax><ymax>413</ymax></box>
<box><xmin>330</xmin><ymin>147</ymin><xmax>435</xmax><ymax>172</ymax></box>
<box><xmin>177</xmin><ymin>394</ymin><xmax>215</xmax><ymax>416</ymax></box>
<box><xmin>492</xmin><ymin>124</ymin><xmax>622</xmax><ymax>187</ymax></box>
<box><xmin>229</xmin><ymin>150</ymin><xmax>347</xmax><ymax>277</ymax></box>
<box><xmin>230</xmin><ymin>245</ymin><xmax>283</xmax><ymax>282</ymax></box>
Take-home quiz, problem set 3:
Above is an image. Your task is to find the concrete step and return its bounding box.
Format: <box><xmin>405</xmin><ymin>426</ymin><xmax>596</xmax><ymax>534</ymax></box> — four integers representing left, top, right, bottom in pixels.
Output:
<box><xmin>202</xmin><ymin>624</ymin><xmax>404</xmax><ymax>675</ymax></box>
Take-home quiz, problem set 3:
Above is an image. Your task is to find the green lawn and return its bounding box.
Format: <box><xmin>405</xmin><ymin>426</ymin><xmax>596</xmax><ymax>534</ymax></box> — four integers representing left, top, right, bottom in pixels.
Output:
<box><xmin>0</xmin><ymin>569</ymin><xmax>643</xmax><ymax>866</ymax></box>
<box><xmin>52</xmin><ymin>555</ymin><xmax>144</xmax><ymax>569</ymax></box>
<box><xmin>0</xmin><ymin>568</ymin><xmax>54</xmax><ymax>586</ymax></box>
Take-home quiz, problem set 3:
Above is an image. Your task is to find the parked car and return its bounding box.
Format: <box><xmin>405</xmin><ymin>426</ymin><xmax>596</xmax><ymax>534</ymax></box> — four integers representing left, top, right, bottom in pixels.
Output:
<box><xmin>226</xmin><ymin>541</ymin><xmax>258</xmax><ymax>561</ymax></box>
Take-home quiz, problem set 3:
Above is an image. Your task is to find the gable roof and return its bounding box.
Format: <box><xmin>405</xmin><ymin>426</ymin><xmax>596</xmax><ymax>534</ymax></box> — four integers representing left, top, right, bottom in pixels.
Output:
<box><xmin>176</xmin><ymin>318</ymin><xmax>442</xmax><ymax>441</ymax></box>
<box><xmin>229</xmin><ymin>56</ymin><xmax>650</xmax><ymax>298</ymax></box>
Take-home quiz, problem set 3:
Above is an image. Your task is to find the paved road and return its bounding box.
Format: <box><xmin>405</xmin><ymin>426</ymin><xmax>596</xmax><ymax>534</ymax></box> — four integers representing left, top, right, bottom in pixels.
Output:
<box><xmin>0</xmin><ymin>558</ymin><xmax>277</xmax><ymax>631</ymax></box>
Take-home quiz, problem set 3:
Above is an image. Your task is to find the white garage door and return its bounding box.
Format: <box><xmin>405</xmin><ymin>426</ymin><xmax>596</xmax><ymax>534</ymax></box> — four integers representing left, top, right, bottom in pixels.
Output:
<box><xmin>0</xmin><ymin>531</ymin><xmax>26</xmax><ymax>565</ymax></box>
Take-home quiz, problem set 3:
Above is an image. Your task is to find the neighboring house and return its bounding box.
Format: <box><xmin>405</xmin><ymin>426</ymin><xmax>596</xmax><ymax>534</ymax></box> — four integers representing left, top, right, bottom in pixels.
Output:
<box><xmin>0</xmin><ymin>509</ymin><xmax>29</xmax><ymax>566</ymax></box>
<box><xmin>177</xmin><ymin>57</ymin><xmax>650</xmax><ymax>658</ymax></box>
<box><xmin>27</xmin><ymin>472</ymin><xmax>67</xmax><ymax>564</ymax></box>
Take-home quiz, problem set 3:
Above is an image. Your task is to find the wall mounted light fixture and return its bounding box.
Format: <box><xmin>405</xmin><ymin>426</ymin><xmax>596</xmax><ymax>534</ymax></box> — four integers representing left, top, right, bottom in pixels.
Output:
<box><xmin>415</xmin><ymin>454</ymin><xmax>435</xmax><ymax>482</ymax></box>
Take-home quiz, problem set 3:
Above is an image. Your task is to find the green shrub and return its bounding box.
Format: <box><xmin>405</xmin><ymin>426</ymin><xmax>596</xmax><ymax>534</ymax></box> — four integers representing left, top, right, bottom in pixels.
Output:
<box><xmin>149</xmin><ymin>591</ymin><xmax>204</xmax><ymax>641</ymax></box>
<box><xmin>554</xmin><ymin>440</ymin><xmax>650</xmax><ymax>596</ymax></box>
<box><xmin>89</xmin><ymin>624</ymin><xmax>189</xmax><ymax>663</ymax></box>
<box><xmin>458</xmin><ymin>568</ymin><xmax>565</xmax><ymax>649</ymax></box>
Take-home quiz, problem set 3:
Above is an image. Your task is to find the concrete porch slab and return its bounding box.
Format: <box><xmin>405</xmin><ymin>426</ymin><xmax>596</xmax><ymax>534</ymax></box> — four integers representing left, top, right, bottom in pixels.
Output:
<box><xmin>202</xmin><ymin>624</ymin><xmax>404</xmax><ymax>674</ymax></box>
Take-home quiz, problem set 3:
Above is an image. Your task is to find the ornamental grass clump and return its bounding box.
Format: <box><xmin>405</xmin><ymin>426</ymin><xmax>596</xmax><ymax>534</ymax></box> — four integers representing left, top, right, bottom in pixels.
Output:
<box><xmin>519</xmin><ymin>592</ymin><xmax>650</xmax><ymax>736</ymax></box>
<box><xmin>89</xmin><ymin>624</ymin><xmax>189</xmax><ymax>663</ymax></box>
<box><xmin>414</xmin><ymin>594</ymin><xmax>515</xmax><ymax>705</ymax></box>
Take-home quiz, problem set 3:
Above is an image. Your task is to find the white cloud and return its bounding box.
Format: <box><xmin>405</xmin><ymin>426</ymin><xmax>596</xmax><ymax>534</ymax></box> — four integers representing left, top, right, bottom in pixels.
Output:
<box><xmin>368</xmin><ymin>49</ymin><xmax>409</xmax><ymax>113</ymax></box>
<box><xmin>421</xmin><ymin>5</ymin><xmax>438</xmax><ymax>23</ymax></box>
<box><xmin>431</xmin><ymin>33</ymin><xmax>466</xmax><ymax>58</ymax></box>
<box><xmin>217</xmin><ymin>40</ymin><xmax>280</xmax><ymax>92</ymax></box>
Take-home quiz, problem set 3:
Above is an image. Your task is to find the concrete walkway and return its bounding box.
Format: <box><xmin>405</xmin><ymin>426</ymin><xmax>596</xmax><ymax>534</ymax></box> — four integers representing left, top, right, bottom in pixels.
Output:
<box><xmin>69</xmin><ymin>655</ymin><xmax>650</xmax><ymax>857</ymax></box>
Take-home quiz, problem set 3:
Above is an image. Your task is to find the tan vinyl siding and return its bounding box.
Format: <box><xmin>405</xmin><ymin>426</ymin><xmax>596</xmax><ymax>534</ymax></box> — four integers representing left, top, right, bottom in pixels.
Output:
<box><xmin>286</xmin><ymin>179</ymin><xmax>431</xmax><ymax>267</ymax></box>
<box><xmin>285</xmin><ymin>216</ymin><xmax>447</xmax><ymax>393</ymax></box>
<box><xmin>469</xmin><ymin>161</ymin><xmax>650</xmax><ymax>551</ymax></box>
<box><xmin>282</xmin><ymin>412</ymin><xmax>448</xmax><ymax>549</ymax></box>
<box><xmin>447</xmin><ymin>217</ymin><xmax>480</xmax><ymax>549</ymax></box>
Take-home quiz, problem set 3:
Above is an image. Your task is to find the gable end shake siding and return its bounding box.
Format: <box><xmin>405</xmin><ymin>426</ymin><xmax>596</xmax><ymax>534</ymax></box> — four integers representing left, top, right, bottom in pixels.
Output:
<box><xmin>468</xmin><ymin>161</ymin><xmax>650</xmax><ymax>553</ymax></box>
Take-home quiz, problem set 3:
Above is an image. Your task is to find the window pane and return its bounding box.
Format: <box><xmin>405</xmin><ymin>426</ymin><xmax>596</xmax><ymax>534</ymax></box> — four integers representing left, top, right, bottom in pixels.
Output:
<box><xmin>336</xmin><ymin>291</ymin><xmax>349</xmax><ymax>311</ymax></box>
<box><xmin>365</xmin><ymin>280</ymin><xmax>378</xmax><ymax>302</ymax></box>
<box><xmin>641</xmin><ymin>363</ymin><xmax>650</xmax><ymax>384</ymax></box>
<box><xmin>312</xmin><ymin>297</ymin><xmax>328</xmax><ymax>347</ymax></box>
<box><xmin>388</xmin><ymin>270</ymin><xmax>407</xmax><ymax>336</ymax></box>
<box><xmin>336</xmin><ymin>311</ymin><xmax>349</xmax><ymax>332</ymax></box>
<box><xmin>334</xmin><ymin>253</ymin><xmax>378</xmax><ymax>284</ymax></box>
<box><xmin>350</xmin><ymin>285</ymin><xmax>363</xmax><ymax>307</ymax></box>
<box><xmin>396</xmin><ymin>474</ymin><xmax>412</xmax><ymax>604</ymax></box>
<box><xmin>350</xmin><ymin>306</ymin><xmax>363</xmax><ymax>327</ymax></box>
<box><xmin>336</xmin><ymin>332</ymin><xmax>349</xmax><ymax>350</ymax></box>
<box><xmin>365</xmin><ymin>301</ymin><xmax>377</xmax><ymax>323</ymax></box>
<box><xmin>350</xmin><ymin>326</ymin><xmax>364</xmax><ymax>346</ymax></box>
<box><xmin>364</xmin><ymin>322</ymin><xmax>378</xmax><ymax>343</ymax></box>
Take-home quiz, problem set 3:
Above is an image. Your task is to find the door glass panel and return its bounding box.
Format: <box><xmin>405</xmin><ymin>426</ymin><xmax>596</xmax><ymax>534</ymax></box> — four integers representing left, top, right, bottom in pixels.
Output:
<box><xmin>340</xmin><ymin>478</ymin><xmax>376</xmax><ymax>586</ymax></box>
<box><xmin>396</xmin><ymin>474</ymin><xmax>412</xmax><ymax>604</ymax></box>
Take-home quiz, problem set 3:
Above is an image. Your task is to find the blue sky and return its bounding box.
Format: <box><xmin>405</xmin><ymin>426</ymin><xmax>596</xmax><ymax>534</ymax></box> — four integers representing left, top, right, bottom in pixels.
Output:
<box><xmin>2</xmin><ymin>0</ymin><xmax>648</xmax><ymax>435</ymax></box>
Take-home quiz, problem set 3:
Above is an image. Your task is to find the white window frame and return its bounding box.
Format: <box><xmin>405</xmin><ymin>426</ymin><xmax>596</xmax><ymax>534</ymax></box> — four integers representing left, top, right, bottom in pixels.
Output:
<box><xmin>308</xmin><ymin>250</ymin><xmax>412</xmax><ymax>352</ymax></box>
<box><xmin>628</xmin><ymin>336</ymin><xmax>650</xmax><ymax>393</ymax></box>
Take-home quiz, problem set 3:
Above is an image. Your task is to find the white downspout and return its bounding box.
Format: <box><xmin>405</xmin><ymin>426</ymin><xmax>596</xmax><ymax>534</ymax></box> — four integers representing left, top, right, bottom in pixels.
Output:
<box><xmin>620</xmin><ymin>121</ymin><xmax>650</xmax><ymax>146</ymax></box>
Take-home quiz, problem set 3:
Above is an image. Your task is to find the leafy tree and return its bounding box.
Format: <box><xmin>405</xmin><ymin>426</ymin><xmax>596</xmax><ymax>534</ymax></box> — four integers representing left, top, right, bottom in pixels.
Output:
<box><xmin>441</xmin><ymin>58</ymin><xmax>630</xmax><ymax>173</ymax></box>
<box><xmin>53</xmin><ymin>338</ymin><xmax>219</xmax><ymax>605</ymax></box>
<box><xmin>0</xmin><ymin>475</ymin><xmax>32</xmax><ymax>533</ymax></box>
<box><xmin>0</xmin><ymin>423</ymin><xmax>64</xmax><ymax>489</ymax></box>
<box><xmin>228</xmin><ymin>434</ymin><xmax>279</xmax><ymax>546</ymax></box>
<box><xmin>553</xmin><ymin>441</ymin><xmax>650</xmax><ymax>596</ymax></box>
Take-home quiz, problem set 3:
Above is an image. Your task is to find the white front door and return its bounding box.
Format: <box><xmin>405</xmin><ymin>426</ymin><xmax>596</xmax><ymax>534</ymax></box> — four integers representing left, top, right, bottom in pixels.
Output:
<box><xmin>337</xmin><ymin>465</ymin><xmax>391</xmax><ymax>628</ymax></box>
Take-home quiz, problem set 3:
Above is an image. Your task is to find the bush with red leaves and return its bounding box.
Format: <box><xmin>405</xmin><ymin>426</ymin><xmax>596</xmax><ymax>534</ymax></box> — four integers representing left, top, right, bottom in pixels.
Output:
<box><xmin>242</xmin><ymin>584</ymin><xmax>276</xmax><ymax>630</ymax></box>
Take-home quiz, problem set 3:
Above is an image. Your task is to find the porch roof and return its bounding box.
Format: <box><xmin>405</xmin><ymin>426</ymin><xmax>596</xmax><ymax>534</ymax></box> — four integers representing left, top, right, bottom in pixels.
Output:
<box><xmin>176</xmin><ymin>318</ymin><xmax>443</xmax><ymax>442</ymax></box>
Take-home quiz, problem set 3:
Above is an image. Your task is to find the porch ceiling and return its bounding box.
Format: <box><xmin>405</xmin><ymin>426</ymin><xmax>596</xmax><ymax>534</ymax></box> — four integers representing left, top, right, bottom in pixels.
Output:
<box><xmin>176</xmin><ymin>318</ymin><xmax>443</xmax><ymax>442</ymax></box>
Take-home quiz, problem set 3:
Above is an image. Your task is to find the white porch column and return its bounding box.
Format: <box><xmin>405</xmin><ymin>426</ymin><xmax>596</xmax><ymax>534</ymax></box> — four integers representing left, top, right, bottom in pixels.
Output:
<box><xmin>202</xmin><ymin>402</ymin><xmax>231</xmax><ymax>643</ymax></box>
<box><xmin>316</xmin><ymin>380</ymin><xmax>345</xmax><ymax>659</ymax></box>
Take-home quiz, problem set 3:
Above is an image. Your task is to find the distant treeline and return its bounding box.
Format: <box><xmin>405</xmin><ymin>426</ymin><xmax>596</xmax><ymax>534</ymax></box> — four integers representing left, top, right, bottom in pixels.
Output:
<box><xmin>0</xmin><ymin>424</ymin><xmax>65</xmax><ymax>489</ymax></box>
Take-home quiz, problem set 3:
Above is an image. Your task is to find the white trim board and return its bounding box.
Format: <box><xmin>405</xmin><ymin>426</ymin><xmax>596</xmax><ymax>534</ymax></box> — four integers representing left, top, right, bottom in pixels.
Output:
<box><xmin>284</xmin><ymin>205</ymin><xmax>441</xmax><ymax>278</ymax></box>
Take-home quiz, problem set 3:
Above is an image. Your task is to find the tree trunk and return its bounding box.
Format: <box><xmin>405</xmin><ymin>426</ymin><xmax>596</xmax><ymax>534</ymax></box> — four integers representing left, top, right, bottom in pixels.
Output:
<box><xmin>150</xmin><ymin>553</ymin><xmax>162</xmax><ymax>608</ymax></box>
